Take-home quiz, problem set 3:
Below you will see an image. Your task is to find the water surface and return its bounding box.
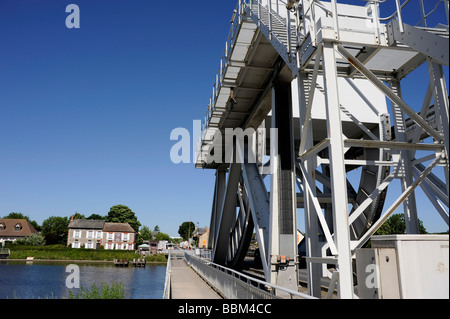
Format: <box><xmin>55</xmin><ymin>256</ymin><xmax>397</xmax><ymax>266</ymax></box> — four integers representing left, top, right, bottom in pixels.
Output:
<box><xmin>0</xmin><ymin>261</ymin><xmax>166</xmax><ymax>299</ymax></box>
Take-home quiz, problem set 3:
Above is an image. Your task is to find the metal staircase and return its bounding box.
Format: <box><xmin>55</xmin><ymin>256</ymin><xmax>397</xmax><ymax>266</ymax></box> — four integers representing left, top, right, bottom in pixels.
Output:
<box><xmin>245</xmin><ymin>2</ymin><xmax>298</xmax><ymax>71</ymax></box>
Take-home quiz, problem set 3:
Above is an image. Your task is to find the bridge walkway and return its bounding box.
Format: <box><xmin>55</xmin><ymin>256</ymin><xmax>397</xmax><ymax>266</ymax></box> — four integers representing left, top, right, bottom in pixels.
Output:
<box><xmin>169</xmin><ymin>257</ymin><xmax>222</xmax><ymax>299</ymax></box>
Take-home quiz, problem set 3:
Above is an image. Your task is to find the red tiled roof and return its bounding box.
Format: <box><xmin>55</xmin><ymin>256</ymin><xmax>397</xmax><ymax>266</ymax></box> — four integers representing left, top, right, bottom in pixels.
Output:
<box><xmin>0</xmin><ymin>219</ymin><xmax>38</xmax><ymax>238</ymax></box>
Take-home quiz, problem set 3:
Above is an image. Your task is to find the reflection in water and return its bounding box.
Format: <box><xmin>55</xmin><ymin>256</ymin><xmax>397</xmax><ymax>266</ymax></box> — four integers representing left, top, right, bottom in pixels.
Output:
<box><xmin>0</xmin><ymin>262</ymin><xmax>166</xmax><ymax>299</ymax></box>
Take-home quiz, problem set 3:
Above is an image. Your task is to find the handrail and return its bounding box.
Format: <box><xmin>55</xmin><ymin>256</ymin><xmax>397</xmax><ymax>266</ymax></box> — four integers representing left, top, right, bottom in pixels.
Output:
<box><xmin>185</xmin><ymin>252</ymin><xmax>316</xmax><ymax>299</ymax></box>
<box><xmin>162</xmin><ymin>251</ymin><xmax>172</xmax><ymax>299</ymax></box>
<box><xmin>379</xmin><ymin>0</ymin><xmax>447</xmax><ymax>30</ymax></box>
<box><xmin>379</xmin><ymin>0</ymin><xmax>412</xmax><ymax>21</ymax></box>
<box><xmin>414</xmin><ymin>0</ymin><xmax>446</xmax><ymax>26</ymax></box>
<box><xmin>202</xmin><ymin>0</ymin><xmax>244</xmax><ymax>133</ymax></box>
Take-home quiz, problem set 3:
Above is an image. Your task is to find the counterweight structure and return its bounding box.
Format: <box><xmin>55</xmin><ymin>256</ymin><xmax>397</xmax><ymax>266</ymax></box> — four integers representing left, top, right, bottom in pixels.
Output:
<box><xmin>195</xmin><ymin>0</ymin><xmax>449</xmax><ymax>298</ymax></box>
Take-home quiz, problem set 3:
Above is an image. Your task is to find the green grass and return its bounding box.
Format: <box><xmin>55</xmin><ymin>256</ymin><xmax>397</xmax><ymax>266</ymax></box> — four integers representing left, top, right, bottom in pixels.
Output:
<box><xmin>8</xmin><ymin>244</ymin><xmax>164</xmax><ymax>262</ymax></box>
<box><xmin>68</xmin><ymin>282</ymin><xmax>125</xmax><ymax>299</ymax></box>
<box><xmin>144</xmin><ymin>253</ymin><xmax>167</xmax><ymax>263</ymax></box>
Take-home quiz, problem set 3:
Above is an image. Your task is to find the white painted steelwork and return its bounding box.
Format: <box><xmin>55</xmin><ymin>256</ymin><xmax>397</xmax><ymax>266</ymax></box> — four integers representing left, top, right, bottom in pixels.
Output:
<box><xmin>196</xmin><ymin>0</ymin><xmax>449</xmax><ymax>299</ymax></box>
<box><xmin>185</xmin><ymin>251</ymin><xmax>316</xmax><ymax>299</ymax></box>
<box><xmin>356</xmin><ymin>235</ymin><xmax>449</xmax><ymax>299</ymax></box>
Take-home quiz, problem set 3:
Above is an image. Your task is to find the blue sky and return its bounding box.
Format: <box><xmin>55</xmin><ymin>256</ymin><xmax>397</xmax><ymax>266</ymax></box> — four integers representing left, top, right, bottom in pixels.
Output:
<box><xmin>0</xmin><ymin>0</ymin><xmax>448</xmax><ymax>237</ymax></box>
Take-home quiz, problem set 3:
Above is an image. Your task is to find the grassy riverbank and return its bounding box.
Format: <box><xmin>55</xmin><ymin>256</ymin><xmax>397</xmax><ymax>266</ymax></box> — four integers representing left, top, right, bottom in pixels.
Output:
<box><xmin>7</xmin><ymin>244</ymin><xmax>167</xmax><ymax>263</ymax></box>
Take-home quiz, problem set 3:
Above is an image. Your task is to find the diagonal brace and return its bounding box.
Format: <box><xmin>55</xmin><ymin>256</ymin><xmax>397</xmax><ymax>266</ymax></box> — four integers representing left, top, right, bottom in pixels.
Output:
<box><xmin>336</xmin><ymin>44</ymin><xmax>443</xmax><ymax>143</ymax></box>
<box><xmin>299</xmin><ymin>160</ymin><xmax>338</xmax><ymax>255</ymax></box>
<box><xmin>352</xmin><ymin>152</ymin><xmax>444</xmax><ymax>250</ymax></box>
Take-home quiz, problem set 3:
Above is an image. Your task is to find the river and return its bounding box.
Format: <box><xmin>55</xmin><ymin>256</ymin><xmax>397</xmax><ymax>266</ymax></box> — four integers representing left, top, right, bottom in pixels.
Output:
<box><xmin>0</xmin><ymin>261</ymin><xmax>166</xmax><ymax>299</ymax></box>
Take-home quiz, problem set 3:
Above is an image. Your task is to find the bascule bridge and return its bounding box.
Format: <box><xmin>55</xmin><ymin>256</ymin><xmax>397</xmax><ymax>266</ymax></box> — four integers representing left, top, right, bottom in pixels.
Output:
<box><xmin>194</xmin><ymin>0</ymin><xmax>449</xmax><ymax>299</ymax></box>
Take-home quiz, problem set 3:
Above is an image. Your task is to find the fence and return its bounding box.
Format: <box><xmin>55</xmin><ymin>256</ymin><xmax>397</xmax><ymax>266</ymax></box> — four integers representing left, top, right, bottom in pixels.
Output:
<box><xmin>0</xmin><ymin>248</ymin><xmax>10</xmax><ymax>259</ymax></box>
<box><xmin>184</xmin><ymin>252</ymin><xmax>315</xmax><ymax>299</ymax></box>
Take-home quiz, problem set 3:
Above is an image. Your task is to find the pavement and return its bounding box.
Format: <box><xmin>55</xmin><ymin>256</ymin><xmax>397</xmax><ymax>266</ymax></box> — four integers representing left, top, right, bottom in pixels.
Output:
<box><xmin>169</xmin><ymin>258</ymin><xmax>222</xmax><ymax>299</ymax></box>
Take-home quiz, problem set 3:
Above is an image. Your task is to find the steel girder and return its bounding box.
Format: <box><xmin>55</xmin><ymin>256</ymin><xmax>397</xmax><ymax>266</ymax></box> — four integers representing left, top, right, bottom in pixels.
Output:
<box><xmin>203</xmin><ymin>0</ymin><xmax>449</xmax><ymax>300</ymax></box>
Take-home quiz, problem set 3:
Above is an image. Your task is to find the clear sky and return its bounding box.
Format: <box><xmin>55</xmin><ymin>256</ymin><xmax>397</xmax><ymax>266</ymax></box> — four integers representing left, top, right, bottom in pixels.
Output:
<box><xmin>0</xmin><ymin>0</ymin><xmax>448</xmax><ymax>237</ymax></box>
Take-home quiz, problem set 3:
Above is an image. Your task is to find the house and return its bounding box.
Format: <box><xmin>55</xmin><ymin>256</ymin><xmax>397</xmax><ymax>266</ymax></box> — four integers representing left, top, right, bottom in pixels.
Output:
<box><xmin>193</xmin><ymin>227</ymin><xmax>209</xmax><ymax>249</ymax></box>
<box><xmin>102</xmin><ymin>222</ymin><xmax>136</xmax><ymax>250</ymax></box>
<box><xmin>0</xmin><ymin>219</ymin><xmax>38</xmax><ymax>244</ymax></box>
<box><xmin>67</xmin><ymin>219</ymin><xmax>136</xmax><ymax>250</ymax></box>
<box><xmin>149</xmin><ymin>240</ymin><xmax>158</xmax><ymax>253</ymax></box>
<box><xmin>151</xmin><ymin>230</ymin><xmax>159</xmax><ymax>239</ymax></box>
<box><xmin>67</xmin><ymin>219</ymin><xmax>105</xmax><ymax>249</ymax></box>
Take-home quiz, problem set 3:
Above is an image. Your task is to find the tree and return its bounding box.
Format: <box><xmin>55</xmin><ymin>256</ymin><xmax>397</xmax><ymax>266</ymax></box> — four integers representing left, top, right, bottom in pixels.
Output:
<box><xmin>155</xmin><ymin>232</ymin><xmax>170</xmax><ymax>241</ymax></box>
<box><xmin>73</xmin><ymin>212</ymin><xmax>86</xmax><ymax>220</ymax></box>
<box><xmin>153</xmin><ymin>225</ymin><xmax>160</xmax><ymax>232</ymax></box>
<box><xmin>178</xmin><ymin>221</ymin><xmax>195</xmax><ymax>241</ymax></box>
<box><xmin>105</xmin><ymin>205</ymin><xmax>141</xmax><ymax>232</ymax></box>
<box><xmin>41</xmin><ymin>216</ymin><xmax>70</xmax><ymax>245</ymax></box>
<box><xmin>376</xmin><ymin>213</ymin><xmax>427</xmax><ymax>235</ymax></box>
<box><xmin>139</xmin><ymin>226</ymin><xmax>153</xmax><ymax>241</ymax></box>
<box><xmin>87</xmin><ymin>214</ymin><xmax>105</xmax><ymax>220</ymax></box>
<box><xmin>171</xmin><ymin>237</ymin><xmax>183</xmax><ymax>245</ymax></box>
<box><xmin>3</xmin><ymin>212</ymin><xmax>27</xmax><ymax>220</ymax></box>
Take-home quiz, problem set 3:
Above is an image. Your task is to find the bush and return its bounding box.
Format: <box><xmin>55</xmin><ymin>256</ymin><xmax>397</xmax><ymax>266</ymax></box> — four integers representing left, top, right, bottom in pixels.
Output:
<box><xmin>14</xmin><ymin>233</ymin><xmax>46</xmax><ymax>246</ymax></box>
<box><xmin>375</xmin><ymin>213</ymin><xmax>427</xmax><ymax>235</ymax></box>
<box><xmin>68</xmin><ymin>282</ymin><xmax>125</xmax><ymax>299</ymax></box>
<box><xmin>145</xmin><ymin>253</ymin><xmax>167</xmax><ymax>263</ymax></box>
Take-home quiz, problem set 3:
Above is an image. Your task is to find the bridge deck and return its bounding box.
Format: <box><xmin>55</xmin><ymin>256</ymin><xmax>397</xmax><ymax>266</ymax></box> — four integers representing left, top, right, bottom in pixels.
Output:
<box><xmin>170</xmin><ymin>258</ymin><xmax>222</xmax><ymax>299</ymax></box>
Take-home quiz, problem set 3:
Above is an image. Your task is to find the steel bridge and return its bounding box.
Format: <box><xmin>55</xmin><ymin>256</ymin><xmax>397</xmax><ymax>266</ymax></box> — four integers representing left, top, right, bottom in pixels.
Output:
<box><xmin>195</xmin><ymin>0</ymin><xmax>449</xmax><ymax>299</ymax></box>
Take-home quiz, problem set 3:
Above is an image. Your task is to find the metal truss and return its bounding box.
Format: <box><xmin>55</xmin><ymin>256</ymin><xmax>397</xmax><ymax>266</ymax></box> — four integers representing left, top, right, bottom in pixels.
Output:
<box><xmin>199</xmin><ymin>0</ymin><xmax>449</xmax><ymax>299</ymax></box>
<box><xmin>294</xmin><ymin>0</ymin><xmax>449</xmax><ymax>299</ymax></box>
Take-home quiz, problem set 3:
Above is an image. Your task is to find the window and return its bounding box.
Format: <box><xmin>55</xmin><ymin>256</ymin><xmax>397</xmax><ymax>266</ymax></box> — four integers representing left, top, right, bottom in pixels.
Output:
<box><xmin>107</xmin><ymin>233</ymin><xmax>113</xmax><ymax>241</ymax></box>
<box><xmin>74</xmin><ymin>230</ymin><xmax>81</xmax><ymax>238</ymax></box>
<box><xmin>86</xmin><ymin>242</ymin><xmax>93</xmax><ymax>249</ymax></box>
<box><xmin>106</xmin><ymin>243</ymin><xmax>113</xmax><ymax>250</ymax></box>
<box><xmin>87</xmin><ymin>231</ymin><xmax>93</xmax><ymax>239</ymax></box>
<box><xmin>96</xmin><ymin>231</ymin><xmax>102</xmax><ymax>239</ymax></box>
<box><xmin>0</xmin><ymin>223</ymin><xmax>5</xmax><ymax>230</ymax></box>
<box><xmin>116</xmin><ymin>243</ymin><xmax>122</xmax><ymax>250</ymax></box>
<box><xmin>123</xmin><ymin>233</ymin><xmax>129</xmax><ymax>241</ymax></box>
<box><xmin>72</xmin><ymin>242</ymin><xmax>80</xmax><ymax>249</ymax></box>
<box><xmin>14</xmin><ymin>223</ymin><xmax>22</xmax><ymax>231</ymax></box>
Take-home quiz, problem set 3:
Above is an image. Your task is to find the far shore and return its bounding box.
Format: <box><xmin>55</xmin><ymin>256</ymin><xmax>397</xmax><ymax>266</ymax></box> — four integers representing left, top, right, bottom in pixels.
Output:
<box><xmin>2</xmin><ymin>258</ymin><xmax>167</xmax><ymax>264</ymax></box>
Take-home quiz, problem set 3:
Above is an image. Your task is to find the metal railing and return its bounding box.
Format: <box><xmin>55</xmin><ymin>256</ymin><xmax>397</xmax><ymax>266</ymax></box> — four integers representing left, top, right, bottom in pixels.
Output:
<box><xmin>0</xmin><ymin>248</ymin><xmax>10</xmax><ymax>258</ymax></box>
<box><xmin>162</xmin><ymin>251</ymin><xmax>171</xmax><ymax>299</ymax></box>
<box><xmin>197</xmin><ymin>248</ymin><xmax>212</xmax><ymax>260</ymax></box>
<box><xmin>184</xmin><ymin>252</ymin><xmax>316</xmax><ymax>299</ymax></box>
<box><xmin>196</xmin><ymin>0</ymin><xmax>246</xmax><ymax>165</ymax></box>
<box><xmin>201</xmin><ymin>0</ymin><xmax>245</xmax><ymax>135</ymax></box>
<box><xmin>379</xmin><ymin>0</ymin><xmax>449</xmax><ymax>31</ymax></box>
